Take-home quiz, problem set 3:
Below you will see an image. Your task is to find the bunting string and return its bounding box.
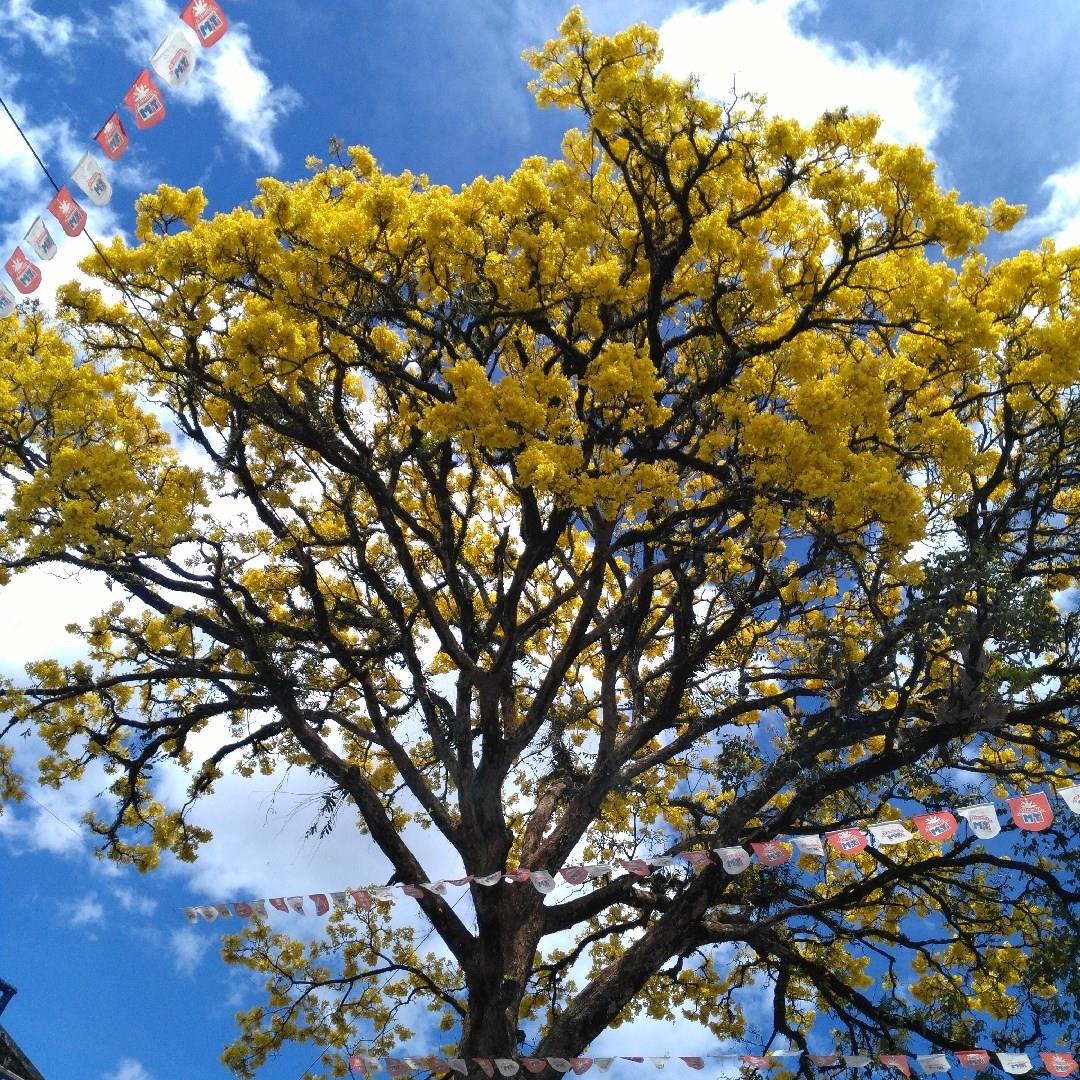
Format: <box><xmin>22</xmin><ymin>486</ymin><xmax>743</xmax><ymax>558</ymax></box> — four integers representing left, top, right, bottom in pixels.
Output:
<box><xmin>182</xmin><ymin>785</ymin><xmax>1080</xmax><ymax>922</ymax></box>
<box><xmin>333</xmin><ymin>1050</ymin><xmax>1080</xmax><ymax>1077</ymax></box>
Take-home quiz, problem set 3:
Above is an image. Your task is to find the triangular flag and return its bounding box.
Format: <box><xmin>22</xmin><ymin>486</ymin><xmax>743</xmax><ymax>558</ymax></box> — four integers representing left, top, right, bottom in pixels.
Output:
<box><xmin>385</xmin><ymin>1058</ymin><xmax>410</xmax><ymax>1077</ymax></box>
<box><xmin>309</xmin><ymin>893</ymin><xmax>329</xmax><ymax>915</ymax></box>
<box><xmin>807</xmin><ymin>1055</ymin><xmax>838</xmax><ymax>1067</ymax></box>
<box><xmin>24</xmin><ymin>217</ymin><xmax>56</xmax><ymax>260</ymax></box>
<box><xmin>183</xmin><ymin>906</ymin><xmax>199</xmax><ymax>923</ymax></box>
<box><xmin>751</xmin><ymin>841</ymin><xmax>792</xmax><ymax>866</ymax></box>
<box><xmin>447</xmin><ymin>1060</ymin><xmax>468</xmax><ymax>1075</ymax></box>
<box><xmin>521</xmin><ymin>1060</ymin><xmax>547</xmax><ymax>1074</ymax></box>
<box><xmin>123</xmin><ymin>69</ymin><xmax>167</xmax><ymax>130</ymax></box>
<box><xmin>912</xmin><ymin>811</ymin><xmax>958</xmax><ymax>843</ymax></box>
<box><xmin>957</xmin><ymin>805</ymin><xmax>1001</xmax><ymax>839</ymax></box>
<box><xmin>548</xmin><ymin>1060</ymin><xmax>572</xmax><ymax>1073</ymax></box>
<box><xmin>5</xmin><ymin>247</ymin><xmax>41</xmax><ymax>293</ymax></box>
<box><xmin>268</xmin><ymin>897</ymin><xmax>288</xmax><ymax>912</ymax></box>
<box><xmin>232</xmin><ymin>900</ymin><xmax>254</xmax><ymax>917</ymax></box>
<box><xmin>1040</xmin><ymin>1054</ymin><xmax>1078</xmax><ymax>1077</ymax></box>
<box><xmin>741</xmin><ymin>1057</ymin><xmax>770</xmax><ymax>1070</ymax></box>
<box><xmin>530</xmin><ymin>870</ymin><xmax>557</xmax><ymax>894</ymax></box>
<box><xmin>1058</xmin><ymin>785</ymin><xmax>1080</xmax><ymax>814</ymax></box>
<box><xmin>198</xmin><ymin>905</ymin><xmax>219</xmax><ymax>921</ymax></box>
<box><xmin>569</xmin><ymin>1059</ymin><xmax>593</xmax><ymax>1074</ymax></box>
<box><xmin>367</xmin><ymin>887</ymin><xmax>396</xmax><ymax>900</ymax></box>
<box><xmin>681</xmin><ymin>850</ymin><xmax>712</xmax><ymax>866</ymax></box>
<box><xmin>249</xmin><ymin>900</ymin><xmax>267</xmax><ymax>917</ymax></box>
<box><xmin>826</xmin><ymin>829</ymin><xmax>868</xmax><ymax>856</ymax></box>
<box><xmin>868</xmin><ymin>821</ymin><xmax>915</xmax><ymax>846</ymax></box>
<box><xmin>475</xmin><ymin>872</ymin><xmax>504</xmax><ymax>886</ymax></box>
<box><xmin>680</xmin><ymin>1060</ymin><xmax>704</xmax><ymax>1071</ymax></box>
<box><xmin>71</xmin><ymin>152</ymin><xmax>112</xmax><ymax>206</ymax></box>
<box><xmin>473</xmin><ymin>1059</ymin><xmax>495</xmax><ymax>1078</ymax></box>
<box><xmin>715</xmin><ymin>846</ymin><xmax>752</xmax><ymax>874</ymax></box>
<box><xmin>879</xmin><ymin>1056</ymin><xmax>910</xmax><ymax>1076</ymax></box>
<box><xmin>560</xmin><ymin>866</ymin><xmax>589</xmax><ymax>884</ymax></box>
<box><xmin>402</xmin><ymin>884</ymin><xmax>425</xmax><ymax>898</ymax></box>
<box><xmin>47</xmin><ymin>186</ymin><xmax>87</xmax><ymax>237</ymax></box>
<box><xmin>648</xmin><ymin>855</ymin><xmax>679</xmax><ymax>867</ymax></box>
<box><xmin>505</xmin><ymin>868</ymin><xmax>532</xmax><ymax>883</ymax></box>
<box><xmin>1007</xmin><ymin>791</ymin><xmax>1054</xmax><ymax>832</ymax></box>
<box><xmin>495</xmin><ymin>1060</ymin><xmax>520</xmax><ymax>1076</ymax></box>
<box><xmin>843</xmin><ymin>1057</ymin><xmax>870</xmax><ymax>1068</ymax></box>
<box><xmin>996</xmin><ymin>1055</ymin><xmax>1032</xmax><ymax>1075</ymax></box>
<box><xmin>916</xmin><ymin>1055</ymin><xmax>950</xmax><ymax>1073</ymax></box>
<box><xmin>330</xmin><ymin>891</ymin><xmax>350</xmax><ymax>910</ymax></box>
<box><xmin>181</xmin><ymin>0</ymin><xmax>228</xmax><ymax>47</ymax></box>
<box><xmin>584</xmin><ymin>864</ymin><xmax>615</xmax><ymax>878</ymax></box>
<box><xmin>954</xmin><ymin>1052</ymin><xmax>990</xmax><ymax>1071</ymax></box>
<box><xmin>286</xmin><ymin>895</ymin><xmax>305</xmax><ymax>914</ymax></box>
<box><xmin>151</xmin><ymin>24</ymin><xmax>197</xmax><ymax>88</ymax></box>
<box><xmin>793</xmin><ymin>835</ymin><xmax>826</xmax><ymax>857</ymax></box>
<box><xmin>420</xmin><ymin>880</ymin><xmax>449</xmax><ymax>896</ymax></box>
<box><xmin>349</xmin><ymin>1057</ymin><xmax>381</xmax><ymax>1074</ymax></box>
<box><xmin>95</xmin><ymin>112</ymin><xmax>129</xmax><ymax>160</ymax></box>
<box><xmin>349</xmin><ymin>889</ymin><xmax>372</xmax><ymax>910</ymax></box>
<box><xmin>617</xmin><ymin>858</ymin><xmax>651</xmax><ymax>876</ymax></box>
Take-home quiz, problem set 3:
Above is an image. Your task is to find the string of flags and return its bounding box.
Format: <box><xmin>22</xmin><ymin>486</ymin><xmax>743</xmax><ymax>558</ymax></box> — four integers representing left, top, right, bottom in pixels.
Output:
<box><xmin>338</xmin><ymin>1051</ymin><xmax>1080</xmax><ymax>1077</ymax></box>
<box><xmin>0</xmin><ymin>0</ymin><xmax>229</xmax><ymax>316</ymax></box>
<box><xmin>182</xmin><ymin>786</ymin><xmax>1080</xmax><ymax>922</ymax></box>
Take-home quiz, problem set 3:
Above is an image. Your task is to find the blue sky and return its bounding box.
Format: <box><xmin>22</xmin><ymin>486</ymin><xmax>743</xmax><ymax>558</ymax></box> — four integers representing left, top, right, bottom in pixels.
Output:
<box><xmin>1</xmin><ymin>1</ymin><xmax>1080</xmax><ymax>1078</ymax></box>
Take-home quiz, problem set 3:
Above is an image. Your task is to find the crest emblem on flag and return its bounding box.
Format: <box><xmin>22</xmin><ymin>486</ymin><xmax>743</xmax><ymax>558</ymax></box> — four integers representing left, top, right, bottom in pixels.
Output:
<box><xmin>1007</xmin><ymin>791</ymin><xmax>1053</xmax><ymax>832</ymax></box>
<box><xmin>716</xmin><ymin>846</ymin><xmax>752</xmax><ymax>874</ymax></box>
<box><xmin>1041</xmin><ymin>1054</ymin><xmax>1079</xmax><ymax>1076</ymax></box>
<box><xmin>48</xmin><ymin>186</ymin><xmax>87</xmax><ymax>237</ymax></box>
<box><xmin>5</xmin><ymin>247</ymin><xmax>41</xmax><ymax>294</ymax></box>
<box><xmin>560</xmin><ymin>865</ymin><xmax>589</xmax><ymax>885</ymax></box>
<box><xmin>681</xmin><ymin>850</ymin><xmax>712</xmax><ymax>866</ymax></box>
<box><xmin>957</xmin><ymin>804</ymin><xmax>1001</xmax><ymax>839</ymax></box>
<box><xmin>997</xmin><ymin>1054</ymin><xmax>1033</xmax><ymax>1075</ymax></box>
<box><xmin>181</xmin><ymin>0</ymin><xmax>228</xmax><ymax>46</ymax></box>
<box><xmin>95</xmin><ymin>112</ymin><xmax>129</xmax><ymax>160</ymax></box>
<box><xmin>868</xmin><ymin>821</ymin><xmax>914</xmax><ymax>846</ymax></box>
<box><xmin>912</xmin><ymin>811</ymin><xmax>958</xmax><ymax>842</ymax></box>
<box><xmin>879</xmin><ymin>1056</ymin><xmax>910</xmax><ymax>1076</ymax></box>
<box><xmin>124</xmin><ymin>69</ymin><xmax>167</xmax><ymax>129</ymax></box>
<box><xmin>955</xmin><ymin>1051</ymin><xmax>990</xmax><ymax>1071</ymax></box>
<box><xmin>826</xmin><ymin>829</ymin><xmax>868</xmax><ymax>856</ymax></box>
<box><xmin>151</xmin><ymin>25</ymin><xmax>197</xmax><ymax>88</ymax></box>
<box><xmin>71</xmin><ymin>152</ymin><xmax>112</xmax><ymax>206</ymax></box>
<box><xmin>793</xmin><ymin>835</ymin><xmax>825</xmax><ymax>857</ymax></box>
<box><xmin>751</xmin><ymin>841</ymin><xmax>792</xmax><ymax>866</ymax></box>
<box><xmin>1057</xmin><ymin>785</ymin><xmax>1080</xmax><ymax>814</ymax></box>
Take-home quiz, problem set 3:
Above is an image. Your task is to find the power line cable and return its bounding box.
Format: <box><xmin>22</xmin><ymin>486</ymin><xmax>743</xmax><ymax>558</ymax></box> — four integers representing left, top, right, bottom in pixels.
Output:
<box><xmin>0</xmin><ymin>91</ymin><xmax>171</xmax><ymax>354</ymax></box>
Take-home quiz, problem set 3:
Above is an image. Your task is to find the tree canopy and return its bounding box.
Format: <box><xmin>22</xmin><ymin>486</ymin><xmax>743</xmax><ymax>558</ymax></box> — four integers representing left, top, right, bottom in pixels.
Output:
<box><xmin>2</xmin><ymin>9</ymin><xmax>1080</xmax><ymax>1078</ymax></box>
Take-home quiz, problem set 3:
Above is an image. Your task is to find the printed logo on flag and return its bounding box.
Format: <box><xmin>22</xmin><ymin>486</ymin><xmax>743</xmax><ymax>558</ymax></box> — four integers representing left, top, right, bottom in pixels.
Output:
<box><xmin>181</xmin><ymin>0</ymin><xmax>228</xmax><ymax>46</ymax></box>
<box><xmin>1041</xmin><ymin>1054</ymin><xmax>1079</xmax><ymax>1077</ymax></box>
<box><xmin>0</xmin><ymin>282</ymin><xmax>15</xmax><ymax>316</ymax></box>
<box><xmin>95</xmin><ymin>113</ymin><xmax>129</xmax><ymax>160</ymax></box>
<box><xmin>232</xmin><ymin>900</ymin><xmax>254</xmax><ymax>917</ymax></box>
<box><xmin>751</xmin><ymin>841</ymin><xmax>792</xmax><ymax>866</ymax></box>
<box><xmin>826</xmin><ymin>829</ymin><xmax>868</xmax><ymax>856</ymax></box>
<box><xmin>5</xmin><ymin>247</ymin><xmax>41</xmax><ymax>294</ymax></box>
<box><xmin>997</xmin><ymin>1054</ymin><xmax>1033</xmax><ymax>1075</ymax></box>
<box><xmin>47</xmin><ymin>186</ymin><xmax>87</xmax><ymax>237</ymax></box>
<box><xmin>529</xmin><ymin>871</ymin><xmax>556</xmax><ymax>894</ymax></box>
<box><xmin>879</xmin><ymin>1055</ymin><xmax>910</xmax><ymax>1076</ymax></box>
<box><xmin>309</xmin><ymin>893</ymin><xmax>329</xmax><ymax>915</ymax></box>
<box><xmin>1007</xmin><ymin>791</ymin><xmax>1053</xmax><ymax>832</ymax></box>
<box><xmin>123</xmin><ymin>69</ymin><xmax>167</xmax><ymax>130</ymax></box>
<box><xmin>912</xmin><ymin>811</ymin><xmax>958</xmax><ymax>843</ymax></box>
<box><xmin>616</xmin><ymin>858</ymin><xmax>651</xmax><ymax>876</ymax></box>
<box><xmin>868</xmin><ymin>821</ymin><xmax>913</xmax><ymax>846</ymax></box>
<box><xmin>71</xmin><ymin>152</ymin><xmax>112</xmax><ymax>206</ymax></box>
<box><xmin>681</xmin><ymin>850</ymin><xmax>712</xmax><ymax>866</ymax></box>
<box><xmin>560</xmin><ymin>865</ymin><xmax>589</xmax><ymax>885</ymax></box>
<box><xmin>151</xmin><ymin>26</ymin><xmax>197</xmax><ymax>89</ymax></box>
<box><xmin>955</xmin><ymin>1051</ymin><xmax>990</xmax><ymax>1071</ymax></box>
<box><xmin>716</xmin><ymin>846</ymin><xmax>752</xmax><ymax>874</ymax></box>
<box><xmin>793</xmin><ymin>835</ymin><xmax>825</xmax><ymax>857</ymax></box>
<box><xmin>915</xmin><ymin>1055</ymin><xmax>950</xmax><ymax>1074</ymax></box>
<box><xmin>1058</xmin><ymin>785</ymin><xmax>1080</xmax><ymax>814</ymax></box>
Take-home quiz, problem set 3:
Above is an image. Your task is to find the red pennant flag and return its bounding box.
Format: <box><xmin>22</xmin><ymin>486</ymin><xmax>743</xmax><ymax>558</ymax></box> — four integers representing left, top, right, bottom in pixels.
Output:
<box><xmin>560</xmin><ymin>866</ymin><xmax>589</xmax><ymax>885</ymax></box>
<box><xmin>309</xmin><ymin>893</ymin><xmax>329</xmax><ymax>915</ymax></box>
<box><xmin>349</xmin><ymin>889</ymin><xmax>372</xmax><ymax>910</ymax></box>
<box><xmin>48</xmin><ymin>186</ymin><xmax>87</xmax><ymax>237</ymax></box>
<box><xmin>912</xmin><ymin>811</ymin><xmax>958</xmax><ymax>843</ymax></box>
<box><xmin>617</xmin><ymin>858</ymin><xmax>651</xmax><ymax>876</ymax></box>
<box><xmin>5</xmin><ymin>247</ymin><xmax>40</xmax><ymax>294</ymax></box>
<box><xmin>402</xmin><ymin>884</ymin><xmax>425</xmax><ymax>898</ymax></box>
<box><xmin>681</xmin><ymin>850</ymin><xmax>712</xmax><ymax>866</ymax></box>
<box><xmin>522</xmin><ymin>1061</ymin><xmax>548</xmax><ymax>1074</ymax></box>
<box><xmin>268</xmin><ymin>896</ymin><xmax>288</xmax><ymax>912</ymax></box>
<box><xmin>751</xmin><ymin>840</ymin><xmax>792</xmax><ymax>866</ymax></box>
<box><xmin>1008</xmin><ymin>791</ymin><xmax>1054</xmax><ymax>831</ymax></box>
<box><xmin>741</xmin><ymin>1057</ymin><xmax>770</xmax><ymax>1070</ymax></box>
<box><xmin>123</xmin><ymin>69</ymin><xmax>167</xmax><ymax>130</ymax></box>
<box><xmin>1041</xmin><ymin>1055</ymin><xmax>1079</xmax><ymax>1077</ymax></box>
<box><xmin>879</xmin><ymin>1056</ymin><xmax>910</xmax><ymax>1076</ymax></box>
<box><xmin>232</xmin><ymin>900</ymin><xmax>254</xmax><ymax>917</ymax></box>
<box><xmin>385</xmin><ymin>1059</ymin><xmax>410</xmax><ymax>1077</ymax></box>
<box><xmin>570</xmin><ymin>1060</ymin><xmax>593</xmax><ymax>1075</ymax></box>
<box><xmin>826</xmin><ymin>828</ymin><xmax>868</xmax><ymax>856</ymax></box>
<box><xmin>181</xmin><ymin>0</ymin><xmax>228</xmax><ymax>47</ymax></box>
<box><xmin>807</xmin><ymin>1056</ymin><xmax>838</xmax><ymax>1067</ymax></box>
<box><xmin>505</xmin><ymin>868</ymin><xmax>532</xmax><ymax>883</ymax></box>
<box><xmin>956</xmin><ymin>1051</ymin><xmax>991</xmax><ymax>1071</ymax></box>
<box><xmin>447</xmin><ymin>876</ymin><xmax>473</xmax><ymax>886</ymax></box>
<box><xmin>95</xmin><ymin>112</ymin><xmax>129</xmax><ymax>160</ymax></box>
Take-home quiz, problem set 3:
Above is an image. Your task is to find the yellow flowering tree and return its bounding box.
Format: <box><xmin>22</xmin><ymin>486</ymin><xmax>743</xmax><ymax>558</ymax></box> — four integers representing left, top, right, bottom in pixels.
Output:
<box><xmin>2</xmin><ymin>10</ymin><xmax>1080</xmax><ymax>1077</ymax></box>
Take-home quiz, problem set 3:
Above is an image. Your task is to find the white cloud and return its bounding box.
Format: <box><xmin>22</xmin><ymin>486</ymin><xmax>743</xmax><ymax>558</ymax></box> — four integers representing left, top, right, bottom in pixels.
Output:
<box><xmin>657</xmin><ymin>0</ymin><xmax>954</xmax><ymax>148</ymax></box>
<box><xmin>1027</xmin><ymin>161</ymin><xmax>1080</xmax><ymax>249</ymax></box>
<box><xmin>169</xmin><ymin>925</ymin><xmax>211</xmax><ymax>975</ymax></box>
<box><xmin>110</xmin><ymin>0</ymin><xmax>300</xmax><ymax>170</ymax></box>
<box><xmin>69</xmin><ymin>892</ymin><xmax>105</xmax><ymax>927</ymax></box>
<box><xmin>102</xmin><ymin>1059</ymin><xmax>155</xmax><ymax>1080</ymax></box>
<box><xmin>0</xmin><ymin>0</ymin><xmax>76</xmax><ymax>57</ymax></box>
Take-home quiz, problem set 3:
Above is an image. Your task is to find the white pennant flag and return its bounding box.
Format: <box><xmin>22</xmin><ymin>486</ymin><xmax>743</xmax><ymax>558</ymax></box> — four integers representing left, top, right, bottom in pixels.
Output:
<box><xmin>474</xmin><ymin>872</ymin><xmax>504</xmax><ymax>886</ymax></box>
<box><xmin>997</xmin><ymin>1056</ymin><xmax>1033</xmax><ymax>1075</ymax></box>
<box><xmin>0</xmin><ymin>282</ymin><xmax>16</xmax><ymax>317</ymax></box>
<box><xmin>648</xmin><ymin>855</ymin><xmax>679</xmax><ymax>867</ymax></box>
<box><xmin>1058</xmin><ymin>785</ymin><xmax>1080</xmax><ymax>814</ymax></box>
<box><xmin>868</xmin><ymin>821</ymin><xmax>915</xmax><ymax>846</ymax></box>
<box><xmin>24</xmin><ymin>216</ymin><xmax>57</xmax><ymax>261</ymax></box>
<box><xmin>793</xmin><ymin>835</ymin><xmax>825</xmax><ymax>857</ymax></box>
<box><xmin>584</xmin><ymin>864</ymin><xmax>615</xmax><ymax>879</ymax></box>
<box><xmin>593</xmin><ymin>1061</ymin><xmax>615</xmax><ymax>1073</ymax></box>
<box><xmin>495</xmin><ymin>1060</ymin><xmax>520</xmax><ymax>1076</ymax></box>
<box><xmin>70</xmin><ymin>152</ymin><xmax>112</xmax><ymax>206</ymax></box>
<box><xmin>183</xmin><ymin>906</ymin><xmax>199</xmax><ymax>923</ymax></box>
<box><xmin>330</xmin><ymin>891</ymin><xmax>350</xmax><ymax>910</ymax></box>
<box><xmin>447</xmin><ymin>1060</ymin><xmax>468</xmax><ymax>1075</ymax></box>
<box><xmin>715</xmin><ymin>846</ymin><xmax>752</xmax><ymax>874</ymax></box>
<box><xmin>151</xmin><ymin>24</ymin><xmax>197</xmax><ymax>88</ymax></box>
<box><xmin>844</xmin><ymin>1057</ymin><xmax>870</xmax><ymax>1068</ymax></box>
<box><xmin>916</xmin><ymin>1055</ymin><xmax>950</xmax><ymax>1074</ymax></box>
<box><xmin>957</xmin><ymin>804</ymin><xmax>1001</xmax><ymax>839</ymax></box>
<box><xmin>529</xmin><ymin>870</ymin><xmax>557</xmax><ymax>894</ymax></box>
<box><xmin>650</xmin><ymin>1059</ymin><xmax>669</xmax><ymax>1070</ymax></box>
<box><xmin>548</xmin><ymin>1060</ymin><xmax>572</xmax><ymax>1073</ymax></box>
<box><xmin>420</xmin><ymin>881</ymin><xmax>448</xmax><ymax>896</ymax></box>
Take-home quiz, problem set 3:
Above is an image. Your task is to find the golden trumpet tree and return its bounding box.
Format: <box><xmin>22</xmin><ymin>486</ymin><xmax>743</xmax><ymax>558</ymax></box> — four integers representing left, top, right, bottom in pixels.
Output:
<box><xmin>2</xmin><ymin>9</ymin><xmax>1080</xmax><ymax>1078</ymax></box>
